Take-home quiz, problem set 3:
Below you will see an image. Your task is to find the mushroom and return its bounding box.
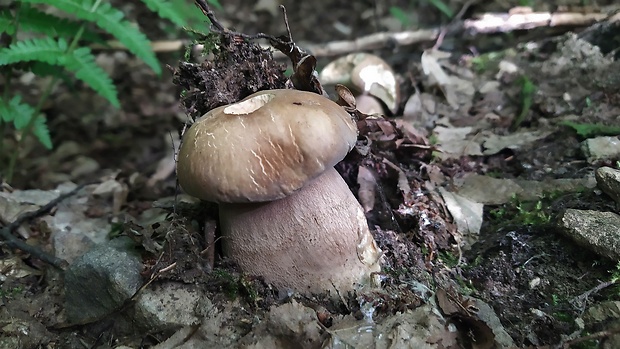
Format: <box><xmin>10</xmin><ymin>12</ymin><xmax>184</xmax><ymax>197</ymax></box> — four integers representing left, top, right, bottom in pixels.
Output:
<box><xmin>177</xmin><ymin>89</ymin><xmax>382</xmax><ymax>296</ymax></box>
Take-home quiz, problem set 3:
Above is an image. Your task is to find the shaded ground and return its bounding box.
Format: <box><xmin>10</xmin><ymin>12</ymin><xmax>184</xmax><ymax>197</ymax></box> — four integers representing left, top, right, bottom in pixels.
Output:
<box><xmin>1</xmin><ymin>0</ymin><xmax>620</xmax><ymax>348</ymax></box>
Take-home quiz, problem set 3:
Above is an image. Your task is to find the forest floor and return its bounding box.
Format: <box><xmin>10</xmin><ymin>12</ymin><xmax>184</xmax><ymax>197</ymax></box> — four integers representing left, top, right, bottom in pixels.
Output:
<box><xmin>1</xmin><ymin>0</ymin><xmax>620</xmax><ymax>348</ymax></box>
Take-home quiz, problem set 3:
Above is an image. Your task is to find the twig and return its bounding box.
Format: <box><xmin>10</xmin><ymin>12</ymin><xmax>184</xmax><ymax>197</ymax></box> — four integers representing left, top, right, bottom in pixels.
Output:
<box><xmin>561</xmin><ymin>326</ymin><xmax>620</xmax><ymax>348</ymax></box>
<box><xmin>280</xmin><ymin>5</ymin><xmax>293</xmax><ymax>42</ymax></box>
<box><xmin>193</xmin><ymin>0</ymin><xmax>225</xmax><ymax>32</ymax></box>
<box><xmin>0</xmin><ymin>183</ymin><xmax>88</xmax><ymax>269</ymax></box>
<box><xmin>570</xmin><ymin>279</ymin><xmax>617</xmax><ymax>311</ymax></box>
<box><xmin>433</xmin><ymin>0</ymin><xmax>477</xmax><ymax>50</ymax></box>
<box><xmin>91</xmin><ymin>9</ymin><xmax>614</xmax><ymax>57</ymax></box>
<box><xmin>463</xmin><ymin>11</ymin><xmax>608</xmax><ymax>34</ymax></box>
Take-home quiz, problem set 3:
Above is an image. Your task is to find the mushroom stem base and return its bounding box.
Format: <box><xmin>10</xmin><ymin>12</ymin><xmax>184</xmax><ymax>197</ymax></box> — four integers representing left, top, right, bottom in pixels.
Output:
<box><xmin>218</xmin><ymin>167</ymin><xmax>381</xmax><ymax>296</ymax></box>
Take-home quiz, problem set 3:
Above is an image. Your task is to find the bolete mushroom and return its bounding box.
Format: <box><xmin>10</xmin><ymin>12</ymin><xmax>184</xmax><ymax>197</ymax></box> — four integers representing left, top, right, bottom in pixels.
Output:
<box><xmin>177</xmin><ymin>89</ymin><xmax>381</xmax><ymax>295</ymax></box>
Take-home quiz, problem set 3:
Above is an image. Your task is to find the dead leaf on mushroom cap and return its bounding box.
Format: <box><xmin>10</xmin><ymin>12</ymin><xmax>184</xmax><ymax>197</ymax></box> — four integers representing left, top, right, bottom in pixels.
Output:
<box><xmin>320</xmin><ymin>53</ymin><xmax>400</xmax><ymax>113</ymax></box>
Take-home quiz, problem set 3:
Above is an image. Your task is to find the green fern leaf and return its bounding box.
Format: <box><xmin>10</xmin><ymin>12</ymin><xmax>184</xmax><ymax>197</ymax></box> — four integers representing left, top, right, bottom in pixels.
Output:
<box><xmin>0</xmin><ymin>96</ymin><xmax>52</xmax><ymax>149</ymax></box>
<box><xmin>0</xmin><ymin>38</ymin><xmax>119</xmax><ymax>107</ymax></box>
<box><xmin>31</xmin><ymin>62</ymin><xmax>75</xmax><ymax>86</ymax></box>
<box><xmin>141</xmin><ymin>0</ymin><xmax>187</xmax><ymax>28</ymax></box>
<box><xmin>0</xmin><ymin>96</ymin><xmax>18</xmax><ymax>123</ymax></box>
<box><xmin>18</xmin><ymin>6</ymin><xmax>104</xmax><ymax>43</ymax></box>
<box><xmin>0</xmin><ymin>37</ymin><xmax>67</xmax><ymax>65</ymax></box>
<box><xmin>64</xmin><ymin>47</ymin><xmax>120</xmax><ymax>107</ymax></box>
<box><xmin>0</xmin><ymin>10</ymin><xmax>16</xmax><ymax>35</ymax></box>
<box><xmin>32</xmin><ymin>114</ymin><xmax>53</xmax><ymax>149</ymax></box>
<box><xmin>10</xmin><ymin>97</ymin><xmax>36</xmax><ymax>130</ymax></box>
<box><xmin>22</xmin><ymin>0</ymin><xmax>161</xmax><ymax>75</ymax></box>
<box><xmin>169</xmin><ymin>0</ymin><xmax>212</xmax><ymax>27</ymax></box>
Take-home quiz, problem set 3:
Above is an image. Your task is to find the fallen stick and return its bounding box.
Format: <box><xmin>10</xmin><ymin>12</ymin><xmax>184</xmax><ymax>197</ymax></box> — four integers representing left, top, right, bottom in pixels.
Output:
<box><xmin>0</xmin><ymin>183</ymin><xmax>87</xmax><ymax>270</ymax></box>
<box><xmin>91</xmin><ymin>10</ymin><xmax>616</xmax><ymax>57</ymax></box>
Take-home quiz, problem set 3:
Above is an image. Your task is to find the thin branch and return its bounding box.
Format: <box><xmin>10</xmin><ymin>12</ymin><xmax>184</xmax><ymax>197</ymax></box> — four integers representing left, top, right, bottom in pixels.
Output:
<box><xmin>193</xmin><ymin>0</ymin><xmax>225</xmax><ymax>32</ymax></box>
<box><xmin>95</xmin><ymin>10</ymin><xmax>614</xmax><ymax>57</ymax></box>
<box><xmin>0</xmin><ymin>183</ymin><xmax>88</xmax><ymax>269</ymax></box>
<box><xmin>280</xmin><ymin>5</ymin><xmax>293</xmax><ymax>43</ymax></box>
<box><xmin>570</xmin><ymin>279</ymin><xmax>617</xmax><ymax>311</ymax></box>
<box><xmin>562</xmin><ymin>326</ymin><xmax>620</xmax><ymax>348</ymax></box>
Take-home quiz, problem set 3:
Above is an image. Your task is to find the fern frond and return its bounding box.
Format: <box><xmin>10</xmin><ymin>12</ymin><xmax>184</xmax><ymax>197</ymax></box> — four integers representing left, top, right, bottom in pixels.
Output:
<box><xmin>64</xmin><ymin>47</ymin><xmax>120</xmax><ymax>107</ymax></box>
<box><xmin>0</xmin><ymin>10</ymin><xmax>16</xmax><ymax>35</ymax></box>
<box><xmin>0</xmin><ymin>96</ymin><xmax>18</xmax><ymax>123</ymax></box>
<box><xmin>0</xmin><ymin>37</ymin><xmax>67</xmax><ymax>65</ymax></box>
<box><xmin>32</xmin><ymin>115</ymin><xmax>53</xmax><ymax>149</ymax></box>
<box><xmin>22</xmin><ymin>0</ymin><xmax>161</xmax><ymax>75</ymax></box>
<box><xmin>0</xmin><ymin>38</ymin><xmax>119</xmax><ymax>107</ymax></box>
<box><xmin>18</xmin><ymin>6</ymin><xmax>103</xmax><ymax>43</ymax></box>
<box><xmin>141</xmin><ymin>0</ymin><xmax>186</xmax><ymax>28</ymax></box>
<box><xmin>0</xmin><ymin>96</ymin><xmax>52</xmax><ymax>149</ymax></box>
<box><xmin>31</xmin><ymin>62</ymin><xmax>74</xmax><ymax>86</ymax></box>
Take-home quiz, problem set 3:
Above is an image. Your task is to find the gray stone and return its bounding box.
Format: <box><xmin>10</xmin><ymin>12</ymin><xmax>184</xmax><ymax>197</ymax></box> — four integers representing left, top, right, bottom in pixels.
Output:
<box><xmin>559</xmin><ymin>209</ymin><xmax>620</xmax><ymax>261</ymax></box>
<box><xmin>472</xmin><ymin>298</ymin><xmax>515</xmax><ymax>348</ymax></box>
<box><xmin>132</xmin><ymin>282</ymin><xmax>205</xmax><ymax>331</ymax></box>
<box><xmin>596</xmin><ymin>166</ymin><xmax>620</xmax><ymax>205</ymax></box>
<box><xmin>64</xmin><ymin>237</ymin><xmax>143</xmax><ymax>324</ymax></box>
<box><xmin>583</xmin><ymin>301</ymin><xmax>620</xmax><ymax>323</ymax></box>
<box><xmin>583</xmin><ymin>301</ymin><xmax>620</xmax><ymax>349</ymax></box>
<box><xmin>455</xmin><ymin>174</ymin><xmax>594</xmax><ymax>205</ymax></box>
<box><xmin>581</xmin><ymin>136</ymin><xmax>620</xmax><ymax>163</ymax></box>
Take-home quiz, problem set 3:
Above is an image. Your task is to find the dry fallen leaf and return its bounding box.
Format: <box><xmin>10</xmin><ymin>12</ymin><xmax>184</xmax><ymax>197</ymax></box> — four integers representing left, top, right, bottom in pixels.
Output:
<box><xmin>438</xmin><ymin>187</ymin><xmax>483</xmax><ymax>250</ymax></box>
<box><xmin>357</xmin><ymin>166</ymin><xmax>377</xmax><ymax>212</ymax></box>
<box><xmin>421</xmin><ymin>49</ymin><xmax>474</xmax><ymax>110</ymax></box>
<box><xmin>383</xmin><ymin>159</ymin><xmax>412</xmax><ymax>204</ymax></box>
<box><xmin>436</xmin><ymin>288</ymin><xmax>495</xmax><ymax>349</ymax></box>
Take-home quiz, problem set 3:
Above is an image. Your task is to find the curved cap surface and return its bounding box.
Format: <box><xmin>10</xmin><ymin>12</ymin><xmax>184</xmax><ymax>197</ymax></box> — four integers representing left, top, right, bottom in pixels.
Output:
<box><xmin>177</xmin><ymin>89</ymin><xmax>358</xmax><ymax>203</ymax></box>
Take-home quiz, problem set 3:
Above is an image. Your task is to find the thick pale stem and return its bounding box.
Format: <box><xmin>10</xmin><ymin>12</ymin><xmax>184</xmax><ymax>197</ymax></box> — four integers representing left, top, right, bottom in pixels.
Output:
<box><xmin>218</xmin><ymin>167</ymin><xmax>382</xmax><ymax>296</ymax></box>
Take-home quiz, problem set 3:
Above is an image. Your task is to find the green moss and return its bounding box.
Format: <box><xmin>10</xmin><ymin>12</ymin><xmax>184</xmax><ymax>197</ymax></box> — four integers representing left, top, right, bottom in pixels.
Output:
<box><xmin>0</xmin><ymin>286</ymin><xmax>23</xmax><ymax>299</ymax></box>
<box><xmin>438</xmin><ymin>251</ymin><xmax>459</xmax><ymax>268</ymax></box>
<box><xmin>489</xmin><ymin>193</ymin><xmax>556</xmax><ymax>227</ymax></box>
<box><xmin>212</xmin><ymin>269</ymin><xmax>240</xmax><ymax>299</ymax></box>
<box><xmin>552</xmin><ymin>311</ymin><xmax>572</xmax><ymax>322</ymax></box>
<box><xmin>470</xmin><ymin>52</ymin><xmax>504</xmax><ymax>73</ymax></box>
<box><xmin>239</xmin><ymin>276</ymin><xmax>260</xmax><ymax>306</ymax></box>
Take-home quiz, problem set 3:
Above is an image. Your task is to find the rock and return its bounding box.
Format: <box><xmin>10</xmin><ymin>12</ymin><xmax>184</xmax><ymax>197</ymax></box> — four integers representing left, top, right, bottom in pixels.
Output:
<box><xmin>583</xmin><ymin>301</ymin><xmax>620</xmax><ymax>349</ymax></box>
<box><xmin>151</xmin><ymin>299</ymin><xmax>248</xmax><ymax>349</ymax></box>
<box><xmin>44</xmin><ymin>184</ymin><xmax>115</xmax><ymax>263</ymax></box>
<box><xmin>238</xmin><ymin>300</ymin><xmax>323</xmax><ymax>349</ymax></box>
<box><xmin>596</xmin><ymin>166</ymin><xmax>620</xmax><ymax>205</ymax></box>
<box><xmin>455</xmin><ymin>174</ymin><xmax>595</xmax><ymax>205</ymax></box>
<box><xmin>558</xmin><ymin>209</ymin><xmax>620</xmax><ymax>261</ymax></box>
<box><xmin>132</xmin><ymin>282</ymin><xmax>205</xmax><ymax>331</ymax></box>
<box><xmin>583</xmin><ymin>301</ymin><xmax>620</xmax><ymax>323</ymax></box>
<box><xmin>581</xmin><ymin>136</ymin><xmax>620</xmax><ymax>163</ymax></box>
<box><xmin>64</xmin><ymin>237</ymin><xmax>143</xmax><ymax>324</ymax></box>
<box><xmin>472</xmin><ymin>298</ymin><xmax>515</xmax><ymax>348</ymax></box>
<box><xmin>322</xmin><ymin>303</ymin><xmax>455</xmax><ymax>349</ymax></box>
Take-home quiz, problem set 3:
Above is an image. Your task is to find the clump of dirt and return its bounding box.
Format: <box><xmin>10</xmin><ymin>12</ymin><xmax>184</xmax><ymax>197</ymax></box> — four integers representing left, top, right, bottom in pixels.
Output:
<box><xmin>172</xmin><ymin>33</ymin><xmax>288</xmax><ymax>119</ymax></box>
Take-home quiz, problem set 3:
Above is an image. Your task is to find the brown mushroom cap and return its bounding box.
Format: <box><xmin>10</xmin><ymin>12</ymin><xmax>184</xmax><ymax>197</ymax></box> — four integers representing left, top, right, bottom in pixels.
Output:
<box><xmin>177</xmin><ymin>89</ymin><xmax>358</xmax><ymax>203</ymax></box>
